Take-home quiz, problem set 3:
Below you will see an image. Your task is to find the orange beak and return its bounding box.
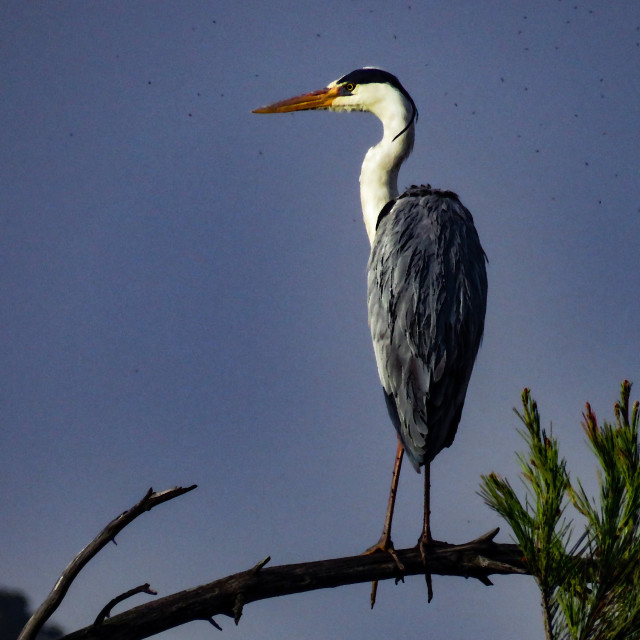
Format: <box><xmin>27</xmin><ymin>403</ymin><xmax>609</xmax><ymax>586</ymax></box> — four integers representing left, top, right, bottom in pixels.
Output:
<box><xmin>253</xmin><ymin>85</ymin><xmax>343</xmax><ymax>113</ymax></box>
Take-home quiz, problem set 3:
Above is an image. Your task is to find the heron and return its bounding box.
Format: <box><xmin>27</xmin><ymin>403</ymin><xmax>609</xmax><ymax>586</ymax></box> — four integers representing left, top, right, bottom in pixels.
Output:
<box><xmin>254</xmin><ymin>68</ymin><xmax>487</xmax><ymax>602</ymax></box>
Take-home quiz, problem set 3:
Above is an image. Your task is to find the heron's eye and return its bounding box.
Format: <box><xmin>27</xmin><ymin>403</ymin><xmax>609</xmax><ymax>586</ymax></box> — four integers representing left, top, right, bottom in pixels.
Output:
<box><xmin>344</xmin><ymin>83</ymin><xmax>356</xmax><ymax>93</ymax></box>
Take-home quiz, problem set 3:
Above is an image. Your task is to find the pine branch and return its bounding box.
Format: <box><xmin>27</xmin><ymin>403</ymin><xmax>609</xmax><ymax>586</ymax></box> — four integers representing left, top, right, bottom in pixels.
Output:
<box><xmin>562</xmin><ymin>380</ymin><xmax>640</xmax><ymax>640</ymax></box>
<box><xmin>481</xmin><ymin>381</ymin><xmax>640</xmax><ymax>640</ymax></box>
<box><xmin>480</xmin><ymin>388</ymin><xmax>571</xmax><ymax>640</ymax></box>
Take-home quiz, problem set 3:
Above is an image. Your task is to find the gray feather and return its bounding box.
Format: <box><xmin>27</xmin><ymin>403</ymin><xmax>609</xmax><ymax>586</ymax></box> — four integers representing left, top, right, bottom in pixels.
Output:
<box><xmin>368</xmin><ymin>186</ymin><xmax>487</xmax><ymax>470</ymax></box>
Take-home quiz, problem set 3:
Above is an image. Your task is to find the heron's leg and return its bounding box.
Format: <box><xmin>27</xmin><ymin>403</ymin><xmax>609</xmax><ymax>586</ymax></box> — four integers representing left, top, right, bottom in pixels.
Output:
<box><xmin>420</xmin><ymin>460</ymin><xmax>433</xmax><ymax>544</ymax></box>
<box><xmin>362</xmin><ymin>439</ymin><xmax>405</xmax><ymax>607</ymax></box>
<box><xmin>417</xmin><ymin>461</ymin><xmax>435</xmax><ymax>602</ymax></box>
<box><xmin>363</xmin><ymin>439</ymin><xmax>404</xmax><ymax>554</ymax></box>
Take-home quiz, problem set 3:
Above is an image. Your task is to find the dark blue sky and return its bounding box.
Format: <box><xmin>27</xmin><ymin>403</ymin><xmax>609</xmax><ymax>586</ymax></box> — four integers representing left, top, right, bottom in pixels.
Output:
<box><xmin>2</xmin><ymin>2</ymin><xmax>639</xmax><ymax>639</ymax></box>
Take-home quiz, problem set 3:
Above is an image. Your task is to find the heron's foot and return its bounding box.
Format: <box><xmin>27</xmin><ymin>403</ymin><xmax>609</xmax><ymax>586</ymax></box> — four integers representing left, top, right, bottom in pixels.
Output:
<box><xmin>363</xmin><ymin>535</ymin><xmax>405</xmax><ymax>573</ymax></box>
<box><xmin>362</xmin><ymin>535</ymin><xmax>405</xmax><ymax>608</ymax></box>
<box><xmin>416</xmin><ymin>533</ymin><xmax>447</xmax><ymax>603</ymax></box>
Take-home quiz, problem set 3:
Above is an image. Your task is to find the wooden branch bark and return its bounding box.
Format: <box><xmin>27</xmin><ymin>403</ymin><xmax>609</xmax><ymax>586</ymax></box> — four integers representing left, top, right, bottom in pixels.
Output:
<box><xmin>59</xmin><ymin>528</ymin><xmax>528</xmax><ymax>640</ymax></box>
<box><xmin>18</xmin><ymin>485</ymin><xmax>197</xmax><ymax>640</ymax></box>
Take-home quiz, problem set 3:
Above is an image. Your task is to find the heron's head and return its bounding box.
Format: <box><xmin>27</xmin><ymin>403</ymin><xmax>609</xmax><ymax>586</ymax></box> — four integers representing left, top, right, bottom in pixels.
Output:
<box><xmin>253</xmin><ymin>67</ymin><xmax>417</xmax><ymax>141</ymax></box>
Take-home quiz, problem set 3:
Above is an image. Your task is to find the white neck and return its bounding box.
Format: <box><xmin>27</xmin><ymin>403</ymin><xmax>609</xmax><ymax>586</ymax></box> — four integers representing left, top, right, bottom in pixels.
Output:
<box><xmin>360</xmin><ymin>110</ymin><xmax>414</xmax><ymax>244</ymax></box>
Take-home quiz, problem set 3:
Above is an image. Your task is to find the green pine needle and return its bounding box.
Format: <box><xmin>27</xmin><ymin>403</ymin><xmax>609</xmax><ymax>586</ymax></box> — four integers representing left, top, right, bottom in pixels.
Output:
<box><xmin>480</xmin><ymin>381</ymin><xmax>640</xmax><ymax>640</ymax></box>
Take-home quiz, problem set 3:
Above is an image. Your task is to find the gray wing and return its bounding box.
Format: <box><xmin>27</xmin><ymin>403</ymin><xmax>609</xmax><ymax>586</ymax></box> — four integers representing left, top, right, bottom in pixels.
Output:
<box><xmin>367</xmin><ymin>186</ymin><xmax>487</xmax><ymax>470</ymax></box>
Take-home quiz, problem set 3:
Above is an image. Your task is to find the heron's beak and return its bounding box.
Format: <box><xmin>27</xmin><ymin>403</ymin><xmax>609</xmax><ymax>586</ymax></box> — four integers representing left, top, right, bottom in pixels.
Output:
<box><xmin>253</xmin><ymin>85</ymin><xmax>343</xmax><ymax>113</ymax></box>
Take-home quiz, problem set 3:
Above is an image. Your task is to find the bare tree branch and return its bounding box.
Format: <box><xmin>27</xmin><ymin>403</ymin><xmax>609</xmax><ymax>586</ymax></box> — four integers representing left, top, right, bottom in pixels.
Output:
<box><xmin>59</xmin><ymin>528</ymin><xmax>528</xmax><ymax>640</ymax></box>
<box><xmin>20</xmin><ymin>486</ymin><xmax>528</xmax><ymax>640</ymax></box>
<box><xmin>17</xmin><ymin>485</ymin><xmax>197</xmax><ymax>640</ymax></box>
<box><xmin>93</xmin><ymin>584</ymin><xmax>158</xmax><ymax>628</ymax></box>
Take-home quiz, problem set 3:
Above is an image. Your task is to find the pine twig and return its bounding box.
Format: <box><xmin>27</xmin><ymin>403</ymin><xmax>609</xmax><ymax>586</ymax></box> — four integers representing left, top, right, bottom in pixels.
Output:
<box><xmin>93</xmin><ymin>584</ymin><xmax>158</xmax><ymax>628</ymax></box>
<box><xmin>17</xmin><ymin>485</ymin><xmax>197</xmax><ymax>640</ymax></box>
